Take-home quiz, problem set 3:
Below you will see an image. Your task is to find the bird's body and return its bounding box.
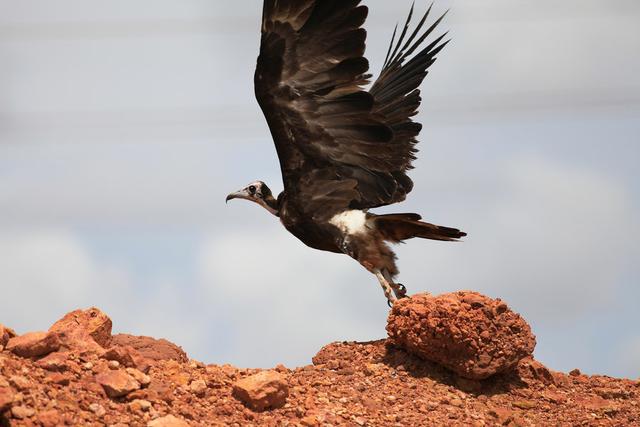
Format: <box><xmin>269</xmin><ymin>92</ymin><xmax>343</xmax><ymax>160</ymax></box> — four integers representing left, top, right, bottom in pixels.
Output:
<box><xmin>227</xmin><ymin>0</ymin><xmax>466</xmax><ymax>304</ymax></box>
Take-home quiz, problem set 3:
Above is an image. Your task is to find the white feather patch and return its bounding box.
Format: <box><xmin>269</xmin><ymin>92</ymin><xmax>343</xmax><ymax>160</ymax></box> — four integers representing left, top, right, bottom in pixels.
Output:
<box><xmin>329</xmin><ymin>210</ymin><xmax>368</xmax><ymax>235</ymax></box>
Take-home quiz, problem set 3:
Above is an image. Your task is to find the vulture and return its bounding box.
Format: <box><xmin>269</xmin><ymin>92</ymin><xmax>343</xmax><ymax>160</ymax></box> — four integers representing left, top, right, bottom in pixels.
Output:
<box><xmin>227</xmin><ymin>0</ymin><xmax>466</xmax><ymax>305</ymax></box>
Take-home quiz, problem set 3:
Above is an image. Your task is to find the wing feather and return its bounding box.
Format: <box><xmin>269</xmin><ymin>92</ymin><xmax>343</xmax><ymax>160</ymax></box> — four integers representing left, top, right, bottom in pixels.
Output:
<box><xmin>255</xmin><ymin>0</ymin><xmax>448</xmax><ymax>216</ymax></box>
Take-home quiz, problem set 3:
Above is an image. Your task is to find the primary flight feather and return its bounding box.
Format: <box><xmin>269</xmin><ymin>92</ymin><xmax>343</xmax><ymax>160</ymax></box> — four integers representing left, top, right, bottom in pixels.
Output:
<box><xmin>227</xmin><ymin>0</ymin><xmax>465</xmax><ymax>305</ymax></box>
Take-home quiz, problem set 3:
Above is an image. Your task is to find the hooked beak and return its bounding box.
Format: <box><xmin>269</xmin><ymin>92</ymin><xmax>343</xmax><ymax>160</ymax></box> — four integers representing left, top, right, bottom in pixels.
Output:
<box><xmin>225</xmin><ymin>189</ymin><xmax>249</xmax><ymax>203</ymax></box>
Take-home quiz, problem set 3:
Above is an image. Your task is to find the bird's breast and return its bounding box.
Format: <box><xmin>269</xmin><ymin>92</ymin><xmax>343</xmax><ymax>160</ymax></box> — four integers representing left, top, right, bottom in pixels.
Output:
<box><xmin>328</xmin><ymin>210</ymin><xmax>369</xmax><ymax>236</ymax></box>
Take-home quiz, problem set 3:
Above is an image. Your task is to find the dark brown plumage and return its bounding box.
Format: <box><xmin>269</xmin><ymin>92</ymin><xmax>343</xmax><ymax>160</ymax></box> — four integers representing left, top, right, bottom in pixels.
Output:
<box><xmin>227</xmin><ymin>0</ymin><xmax>465</xmax><ymax>304</ymax></box>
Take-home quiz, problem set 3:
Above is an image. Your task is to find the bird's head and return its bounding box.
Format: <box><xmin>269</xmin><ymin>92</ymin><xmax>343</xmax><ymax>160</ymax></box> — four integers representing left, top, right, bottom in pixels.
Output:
<box><xmin>226</xmin><ymin>180</ymin><xmax>279</xmax><ymax>216</ymax></box>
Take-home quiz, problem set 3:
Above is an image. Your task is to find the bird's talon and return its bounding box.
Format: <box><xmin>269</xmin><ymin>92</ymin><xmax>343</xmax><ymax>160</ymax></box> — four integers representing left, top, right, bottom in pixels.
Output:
<box><xmin>395</xmin><ymin>283</ymin><xmax>407</xmax><ymax>298</ymax></box>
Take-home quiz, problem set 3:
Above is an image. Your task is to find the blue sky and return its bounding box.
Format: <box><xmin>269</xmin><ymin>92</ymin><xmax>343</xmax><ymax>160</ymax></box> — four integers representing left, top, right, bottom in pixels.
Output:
<box><xmin>1</xmin><ymin>0</ymin><xmax>639</xmax><ymax>378</ymax></box>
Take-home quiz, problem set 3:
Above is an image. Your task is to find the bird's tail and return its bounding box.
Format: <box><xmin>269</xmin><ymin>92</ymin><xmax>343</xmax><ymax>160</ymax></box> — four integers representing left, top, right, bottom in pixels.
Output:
<box><xmin>373</xmin><ymin>213</ymin><xmax>466</xmax><ymax>243</ymax></box>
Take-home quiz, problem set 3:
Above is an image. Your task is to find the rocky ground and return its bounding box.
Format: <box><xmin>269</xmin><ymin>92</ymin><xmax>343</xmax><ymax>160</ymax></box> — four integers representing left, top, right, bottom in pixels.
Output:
<box><xmin>1</xmin><ymin>293</ymin><xmax>639</xmax><ymax>426</ymax></box>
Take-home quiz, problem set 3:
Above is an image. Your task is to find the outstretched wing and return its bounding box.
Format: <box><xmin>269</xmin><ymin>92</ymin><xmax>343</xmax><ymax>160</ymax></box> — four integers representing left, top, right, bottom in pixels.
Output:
<box><xmin>255</xmin><ymin>0</ymin><xmax>447</xmax><ymax>217</ymax></box>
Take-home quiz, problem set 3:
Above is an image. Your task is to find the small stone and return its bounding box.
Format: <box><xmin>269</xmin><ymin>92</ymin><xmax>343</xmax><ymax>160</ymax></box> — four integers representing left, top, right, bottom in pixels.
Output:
<box><xmin>47</xmin><ymin>372</ymin><xmax>71</xmax><ymax>386</ymax></box>
<box><xmin>36</xmin><ymin>352</ymin><xmax>70</xmax><ymax>372</ymax></box>
<box><xmin>11</xmin><ymin>405</ymin><xmax>35</xmax><ymax>419</ymax></box>
<box><xmin>301</xmin><ymin>415</ymin><xmax>320</xmax><ymax>426</ymax></box>
<box><xmin>147</xmin><ymin>414</ymin><xmax>191</xmax><ymax>427</ymax></box>
<box><xmin>126</xmin><ymin>368</ymin><xmax>151</xmax><ymax>387</ymax></box>
<box><xmin>129</xmin><ymin>399</ymin><xmax>152</xmax><ymax>412</ymax></box>
<box><xmin>95</xmin><ymin>370</ymin><xmax>141</xmax><ymax>398</ymax></box>
<box><xmin>5</xmin><ymin>332</ymin><xmax>61</xmax><ymax>358</ymax></box>
<box><xmin>513</xmin><ymin>400</ymin><xmax>537</xmax><ymax>410</ymax></box>
<box><xmin>232</xmin><ymin>370</ymin><xmax>288</xmax><ymax>412</ymax></box>
<box><xmin>9</xmin><ymin>375</ymin><xmax>31</xmax><ymax>391</ymax></box>
<box><xmin>450</xmin><ymin>398</ymin><xmax>464</xmax><ymax>407</ymax></box>
<box><xmin>89</xmin><ymin>403</ymin><xmax>106</xmax><ymax>417</ymax></box>
<box><xmin>569</xmin><ymin>368</ymin><xmax>582</xmax><ymax>377</ymax></box>
<box><xmin>102</xmin><ymin>345</ymin><xmax>150</xmax><ymax>372</ymax></box>
<box><xmin>108</xmin><ymin>360</ymin><xmax>120</xmax><ymax>369</ymax></box>
<box><xmin>189</xmin><ymin>379</ymin><xmax>207</xmax><ymax>396</ymax></box>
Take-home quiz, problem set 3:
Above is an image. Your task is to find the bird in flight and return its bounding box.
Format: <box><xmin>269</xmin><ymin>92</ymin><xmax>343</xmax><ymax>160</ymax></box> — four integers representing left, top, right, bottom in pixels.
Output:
<box><xmin>227</xmin><ymin>0</ymin><xmax>465</xmax><ymax>305</ymax></box>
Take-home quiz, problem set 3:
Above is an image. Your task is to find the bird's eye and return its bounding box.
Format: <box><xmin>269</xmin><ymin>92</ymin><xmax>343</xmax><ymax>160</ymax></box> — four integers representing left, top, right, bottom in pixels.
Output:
<box><xmin>248</xmin><ymin>185</ymin><xmax>256</xmax><ymax>195</ymax></box>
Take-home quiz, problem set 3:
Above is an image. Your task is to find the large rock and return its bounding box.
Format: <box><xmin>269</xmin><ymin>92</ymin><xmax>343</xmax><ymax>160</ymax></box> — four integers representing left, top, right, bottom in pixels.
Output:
<box><xmin>36</xmin><ymin>352</ymin><xmax>70</xmax><ymax>372</ymax></box>
<box><xmin>110</xmin><ymin>334</ymin><xmax>187</xmax><ymax>363</ymax></box>
<box><xmin>387</xmin><ymin>292</ymin><xmax>536</xmax><ymax>380</ymax></box>
<box><xmin>232</xmin><ymin>370</ymin><xmax>288</xmax><ymax>412</ymax></box>
<box><xmin>5</xmin><ymin>332</ymin><xmax>61</xmax><ymax>358</ymax></box>
<box><xmin>102</xmin><ymin>345</ymin><xmax>152</xmax><ymax>373</ymax></box>
<box><xmin>95</xmin><ymin>370</ymin><xmax>141</xmax><ymax>398</ymax></box>
<box><xmin>49</xmin><ymin>307</ymin><xmax>112</xmax><ymax>353</ymax></box>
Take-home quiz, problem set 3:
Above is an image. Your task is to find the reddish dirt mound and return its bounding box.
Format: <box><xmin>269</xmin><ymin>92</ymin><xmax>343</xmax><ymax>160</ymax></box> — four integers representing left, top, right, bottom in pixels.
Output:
<box><xmin>1</xmin><ymin>307</ymin><xmax>639</xmax><ymax>426</ymax></box>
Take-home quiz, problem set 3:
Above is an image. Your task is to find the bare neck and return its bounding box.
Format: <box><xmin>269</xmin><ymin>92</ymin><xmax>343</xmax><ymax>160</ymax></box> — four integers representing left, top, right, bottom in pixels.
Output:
<box><xmin>261</xmin><ymin>194</ymin><xmax>279</xmax><ymax>216</ymax></box>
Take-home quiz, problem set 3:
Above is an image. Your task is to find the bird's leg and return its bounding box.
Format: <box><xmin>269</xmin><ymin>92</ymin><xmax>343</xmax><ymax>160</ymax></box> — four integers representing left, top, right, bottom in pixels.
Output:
<box><xmin>374</xmin><ymin>269</ymin><xmax>397</xmax><ymax>306</ymax></box>
<box><xmin>382</xmin><ymin>269</ymin><xmax>408</xmax><ymax>300</ymax></box>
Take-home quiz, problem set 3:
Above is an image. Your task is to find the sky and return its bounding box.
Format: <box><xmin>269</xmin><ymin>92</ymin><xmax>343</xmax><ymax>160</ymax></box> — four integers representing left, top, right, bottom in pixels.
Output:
<box><xmin>0</xmin><ymin>0</ymin><xmax>639</xmax><ymax>378</ymax></box>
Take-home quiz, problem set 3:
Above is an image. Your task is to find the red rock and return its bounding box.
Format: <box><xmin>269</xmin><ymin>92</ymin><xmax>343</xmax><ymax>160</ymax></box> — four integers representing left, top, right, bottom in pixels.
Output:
<box><xmin>517</xmin><ymin>357</ymin><xmax>555</xmax><ymax>385</ymax></box>
<box><xmin>148</xmin><ymin>381</ymin><xmax>174</xmax><ymax>403</ymax></box>
<box><xmin>102</xmin><ymin>345</ymin><xmax>151</xmax><ymax>372</ymax></box>
<box><xmin>37</xmin><ymin>409</ymin><xmax>61</xmax><ymax>427</ymax></box>
<box><xmin>9</xmin><ymin>375</ymin><xmax>31</xmax><ymax>391</ymax></box>
<box><xmin>88</xmin><ymin>403</ymin><xmax>106</xmax><ymax>417</ymax></box>
<box><xmin>49</xmin><ymin>307</ymin><xmax>112</xmax><ymax>347</ymax></box>
<box><xmin>0</xmin><ymin>324</ymin><xmax>16</xmax><ymax>347</ymax></box>
<box><xmin>11</xmin><ymin>405</ymin><xmax>35</xmax><ymax>419</ymax></box>
<box><xmin>102</xmin><ymin>346</ymin><xmax>136</xmax><ymax>365</ymax></box>
<box><xmin>147</xmin><ymin>414</ymin><xmax>191</xmax><ymax>427</ymax></box>
<box><xmin>0</xmin><ymin>386</ymin><xmax>14</xmax><ymax>412</ymax></box>
<box><xmin>46</xmin><ymin>372</ymin><xmax>72</xmax><ymax>386</ymax></box>
<box><xmin>387</xmin><ymin>292</ymin><xmax>536</xmax><ymax>380</ymax></box>
<box><xmin>110</xmin><ymin>334</ymin><xmax>187</xmax><ymax>363</ymax></box>
<box><xmin>36</xmin><ymin>351</ymin><xmax>70</xmax><ymax>371</ymax></box>
<box><xmin>126</xmin><ymin>367</ymin><xmax>151</xmax><ymax>387</ymax></box>
<box><xmin>95</xmin><ymin>369</ymin><xmax>140</xmax><ymax>398</ymax></box>
<box><xmin>129</xmin><ymin>398</ymin><xmax>152</xmax><ymax>413</ymax></box>
<box><xmin>48</xmin><ymin>308</ymin><xmax>111</xmax><ymax>356</ymax></box>
<box><xmin>232</xmin><ymin>370</ymin><xmax>289</xmax><ymax>412</ymax></box>
<box><xmin>189</xmin><ymin>379</ymin><xmax>207</xmax><ymax>397</ymax></box>
<box><xmin>6</xmin><ymin>331</ymin><xmax>61</xmax><ymax>358</ymax></box>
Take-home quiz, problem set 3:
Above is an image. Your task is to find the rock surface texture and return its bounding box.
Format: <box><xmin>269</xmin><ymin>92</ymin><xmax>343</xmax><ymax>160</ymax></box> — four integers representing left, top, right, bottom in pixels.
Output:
<box><xmin>1</xmin><ymin>307</ymin><xmax>639</xmax><ymax>426</ymax></box>
<box><xmin>387</xmin><ymin>291</ymin><xmax>536</xmax><ymax>379</ymax></box>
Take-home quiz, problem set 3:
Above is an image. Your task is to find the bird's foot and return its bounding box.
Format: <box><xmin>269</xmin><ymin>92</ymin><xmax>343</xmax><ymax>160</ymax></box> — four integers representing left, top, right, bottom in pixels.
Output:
<box><xmin>393</xmin><ymin>283</ymin><xmax>408</xmax><ymax>299</ymax></box>
<box><xmin>375</xmin><ymin>269</ymin><xmax>397</xmax><ymax>307</ymax></box>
